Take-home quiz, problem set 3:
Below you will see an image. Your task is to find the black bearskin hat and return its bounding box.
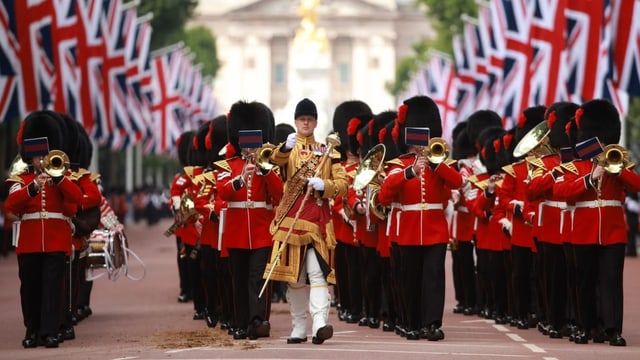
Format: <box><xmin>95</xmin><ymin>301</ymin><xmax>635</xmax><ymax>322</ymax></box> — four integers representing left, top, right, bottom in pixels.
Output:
<box><xmin>190</xmin><ymin>121</ymin><xmax>212</xmax><ymax>167</ymax></box>
<box><xmin>227</xmin><ymin>100</ymin><xmax>274</xmax><ymax>155</ymax></box>
<box><xmin>56</xmin><ymin>112</ymin><xmax>80</xmax><ymax>164</ymax></box>
<box><xmin>346</xmin><ymin>114</ymin><xmax>372</xmax><ymax>157</ymax></box>
<box><xmin>74</xmin><ymin>120</ymin><xmax>93</xmax><ymax>169</ymax></box>
<box><xmin>453</xmin><ymin>127</ymin><xmax>477</xmax><ymax>160</ymax></box>
<box><xmin>18</xmin><ymin>110</ymin><xmax>65</xmax><ymax>162</ymax></box>
<box><xmin>332</xmin><ymin>100</ymin><xmax>373</xmax><ymax>159</ymax></box>
<box><xmin>392</xmin><ymin>95</ymin><xmax>442</xmax><ymax>154</ymax></box>
<box><xmin>465</xmin><ymin>110</ymin><xmax>503</xmax><ymax>150</ymax></box>
<box><xmin>206</xmin><ymin>115</ymin><xmax>228</xmax><ymax>163</ymax></box>
<box><xmin>546</xmin><ymin>102</ymin><xmax>579</xmax><ymax>149</ymax></box>
<box><xmin>177</xmin><ymin>130</ymin><xmax>195</xmax><ymax>167</ymax></box>
<box><xmin>379</xmin><ymin>120</ymin><xmax>400</xmax><ymax>161</ymax></box>
<box><xmin>477</xmin><ymin>126</ymin><xmax>506</xmax><ymax>175</ymax></box>
<box><xmin>275</xmin><ymin>123</ymin><xmax>295</xmax><ymax>144</ymax></box>
<box><xmin>575</xmin><ymin>99</ymin><xmax>621</xmax><ymax>146</ymax></box>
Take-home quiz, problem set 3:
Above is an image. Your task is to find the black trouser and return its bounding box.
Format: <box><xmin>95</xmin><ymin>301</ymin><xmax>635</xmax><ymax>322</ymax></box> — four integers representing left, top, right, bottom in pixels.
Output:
<box><xmin>18</xmin><ymin>252</ymin><xmax>66</xmax><ymax>339</ymax></box>
<box><xmin>541</xmin><ymin>242</ymin><xmax>567</xmax><ymax>330</ymax></box>
<box><xmin>511</xmin><ymin>245</ymin><xmax>533</xmax><ymax>320</ymax></box>
<box><xmin>489</xmin><ymin>250</ymin><xmax>508</xmax><ymax>318</ymax></box>
<box><xmin>626</xmin><ymin>209</ymin><xmax>638</xmax><ymax>256</ymax></box>
<box><xmin>475</xmin><ymin>248</ymin><xmax>490</xmax><ymax>313</ymax></box>
<box><xmin>361</xmin><ymin>245</ymin><xmax>382</xmax><ymax>319</ymax></box>
<box><xmin>380</xmin><ymin>256</ymin><xmax>396</xmax><ymax>324</ymax></box>
<box><xmin>218</xmin><ymin>257</ymin><xmax>234</xmax><ymax>326</ymax></box>
<box><xmin>452</xmin><ymin>240</ymin><xmax>476</xmax><ymax>310</ymax></box>
<box><xmin>399</xmin><ymin>243</ymin><xmax>447</xmax><ymax>330</ymax></box>
<box><xmin>185</xmin><ymin>243</ymin><xmax>205</xmax><ymax>313</ymax></box>
<box><xmin>573</xmin><ymin>243</ymin><xmax>625</xmax><ymax>334</ymax></box>
<box><xmin>200</xmin><ymin>245</ymin><xmax>221</xmax><ymax>318</ymax></box>
<box><xmin>61</xmin><ymin>251</ymin><xmax>82</xmax><ymax>330</ymax></box>
<box><xmin>390</xmin><ymin>243</ymin><xmax>406</xmax><ymax>328</ymax></box>
<box><xmin>563</xmin><ymin>243</ymin><xmax>577</xmax><ymax>325</ymax></box>
<box><xmin>228</xmin><ymin>247</ymin><xmax>271</xmax><ymax>329</ymax></box>
<box><xmin>335</xmin><ymin>241</ymin><xmax>362</xmax><ymax>317</ymax></box>
<box><xmin>176</xmin><ymin>236</ymin><xmax>190</xmax><ymax>297</ymax></box>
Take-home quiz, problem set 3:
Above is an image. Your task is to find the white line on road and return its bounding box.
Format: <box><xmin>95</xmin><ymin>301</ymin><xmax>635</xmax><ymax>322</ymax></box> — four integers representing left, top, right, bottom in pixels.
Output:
<box><xmin>506</xmin><ymin>333</ymin><xmax>526</xmax><ymax>342</ymax></box>
<box><xmin>494</xmin><ymin>324</ymin><xmax>510</xmax><ymax>332</ymax></box>
<box><xmin>523</xmin><ymin>343</ymin><xmax>546</xmax><ymax>353</ymax></box>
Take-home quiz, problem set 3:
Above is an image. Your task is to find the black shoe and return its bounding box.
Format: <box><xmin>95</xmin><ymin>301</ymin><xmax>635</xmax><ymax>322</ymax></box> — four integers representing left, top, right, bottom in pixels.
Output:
<box><xmin>63</xmin><ymin>327</ymin><xmax>76</xmax><ymax>340</ymax></box>
<box><xmin>56</xmin><ymin>332</ymin><xmax>65</xmax><ymax>344</ymax></box>
<box><xmin>233</xmin><ymin>329</ymin><xmax>248</xmax><ymax>340</ymax></box>
<box><xmin>205</xmin><ymin>313</ymin><xmax>218</xmax><ymax>328</ymax></box>
<box><xmin>382</xmin><ymin>322</ymin><xmax>395</xmax><ymax>332</ymax></box>
<box><xmin>22</xmin><ymin>333</ymin><xmax>38</xmax><ymax>348</ymax></box>
<box><xmin>220</xmin><ymin>321</ymin><xmax>231</xmax><ymax>330</ymax></box>
<box><xmin>516</xmin><ymin>319</ymin><xmax>529</xmax><ymax>330</ymax></box>
<box><xmin>609</xmin><ymin>333</ymin><xmax>626</xmax><ymax>346</ymax></box>
<box><xmin>494</xmin><ymin>315</ymin><xmax>508</xmax><ymax>325</ymax></box>
<box><xmin>592</xmin><ymin>329</ymin><xmax>608</xmax><ymax>343</ymax></box>
<box><xmin>193</xmin><ymin>311</ymin><xmax>206</xmax><ymax>320</ymax></box>
<box><xmin>331</xmin><ymin>299</ymin><xmax>339</xmax><ymax>307</ymax></box>
<box><xmin>573</xmin><ymin>330</ymin><xmax>589</xmax><ymax>344</ymax></box>
<box><xmin>405</xmin><ymin>330</ymin><xmax>421</xmax><ymax>340</ymax></box>
<box><xmin>548</xmin><ymin>328</ymin><xmax>562</xmax><ymax>339</ymax></box>
<box><xmin>358</xmin><ymin>317</ymin><xmax>369</xmax><ymax>327</ymax></box>
<box><xmin>426</xmin><ymin>325</ymin><xmax>445</xmax><ymax>341</ymax></box>
<box><xmin>43</xmin><ymin>336</ymin><xmax>59</xmax><ymax>348</ymax></box>
<box><xmin>286</xmin><ymin>336</ymin><xmax>308</xmax><ymax>344</ymax></box>
<box><xmin>345</xmin><ymin>313</ymin><xmax>359</xmax><ymax>324</ymax></box>
<box><xmin>248</xmin><ymin>319</ymin><xmax>270</xmax><ymax>339</ymax></box>
<box><xmin>177</xmin><ymin>293</ymin><xmax>191</xmax><ymax>303</ymax></box>
<box><xmin>312</xmin><ymin>325</ymin><xmax>333</xmax><ymax>344</ymax></box>
<box><xmin>453</xmin><ymin>303</ymin><xmax>464</xmax><ymax>314</ymax></box>
<box><xmin>537</xmin><ymin>322</ymin><xmax>549</xmax><ymax>335</ymax></box>
<box><xmin>463</xmin><ymin>307</ymin><xmax>476</xmax><ymax>316</ymax></box>
<box><xmin>368</xmin><ymin>317</ymin><xmax>380</xmax><ymax>329</ymax></box>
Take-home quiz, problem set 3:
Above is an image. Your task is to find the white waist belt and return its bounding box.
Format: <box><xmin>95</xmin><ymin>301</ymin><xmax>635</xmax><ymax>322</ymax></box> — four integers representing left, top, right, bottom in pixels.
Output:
<box><xmin>227</xmin><ymin>201</ymin><xmax>268</xmax><ymax>209</ymax></box>
<box><xmin>402</xmin><ymin>203</ymin><xmax>444</xmax><ymax>211</ymax></box>
<box><xmin>390</xmin><ymin>202</ymin><xmax>402</xmax><ymax>210</ymax></box>
<box><xmin>543</xmin><ymin>200</ymin><xmax>567</xmax><ymax>209</ymax></box>
<box><xmin>21</xmin><ymin>212</ymin><xmax>69</xmax><ymax>221</ymax></box>
<box><xmin>574</xmin><ymin>200</ymin><xmax>622</xmax><ymax>208</ymax></box>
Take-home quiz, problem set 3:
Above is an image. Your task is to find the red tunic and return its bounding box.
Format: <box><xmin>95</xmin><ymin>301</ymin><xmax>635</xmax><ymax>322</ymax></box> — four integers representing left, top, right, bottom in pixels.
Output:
<box><xmin>216</xmin><ymin>157</ymin><xmax>283</xmax><ymax>250</ymax></box>
<box><xmin>332</xmin><ymin>161</ymin><xmax>357</xmax><ymax>245</ymax></box>
<box><xmin>70</xmin><ymin>172</ymin><xmax>102</xmax><ymax>251</ymax></box>
<box><xmin>6</xmin><ymin>172</ymin><xmax>83</xmax><ymax>254</ymax></box>
<box><xmin>378</xmin><ymin>154</ymin><xmax>462</xmax><ymax>246</ymax></box>
<box><xmin>553</xmin><ymin>160</ymin><xmax>640</xmax><ymax>245</ymax></box>
<box><xmin>500</xmin><ymin>161</ymin><xmax>534</xmax><ymax>249</ymax></box>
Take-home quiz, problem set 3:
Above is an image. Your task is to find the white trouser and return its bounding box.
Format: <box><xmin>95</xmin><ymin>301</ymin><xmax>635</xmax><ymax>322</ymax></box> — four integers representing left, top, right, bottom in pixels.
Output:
<box><xmin>286</xmin><ymin>248</ymin><xmax>330</xmax><ymax>338</ymax></box>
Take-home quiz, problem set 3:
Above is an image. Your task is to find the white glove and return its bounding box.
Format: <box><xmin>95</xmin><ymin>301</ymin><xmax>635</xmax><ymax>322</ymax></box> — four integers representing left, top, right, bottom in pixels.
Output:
<box><xmin>498</xmin><ymin>218</ymin><xmax>512</xmax><ymax>236</ymax></box>
<box><xmin>284</xmin><ymin>132</ymin><xmax>297</xmax><ymax>150</ymax></box>
<box><xmin>307</xmin><ymin>177</ymin><xmax>325</xmax><ymax>191</ymax></box>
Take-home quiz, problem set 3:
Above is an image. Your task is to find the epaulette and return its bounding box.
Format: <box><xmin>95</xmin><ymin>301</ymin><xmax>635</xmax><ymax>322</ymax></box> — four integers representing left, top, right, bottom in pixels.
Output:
<box><xmin>525</xmin><ymin>156</ymin><xmax>547</xmax><ymax>171</ymax></box>
<box><xmin>192</xmin><ymin>173</ymin><xmax>205</xmax><ymax>186</ymax></box>
<box><xmin>560</xmin><ymin>161</ymin><xmax>579</xmax><ymax>175</ymax></box>
<box><xmin>90</xmin><ymin>172</ymin><xmax>101</xmax><ymax>182</ymax></box>
<box><xmin>184</xmin><ymin>166</ymin><xmax>195</xmax><ymax>178</ymax></box>
<box><xmin>445</xmin><ymin>159</ymin><xmax>457</xmax><ymax>167</ymax></box>
<box><xmin>5</xmin><ymin>175</ymin><xmax>25</xmax><ymax>185</ymax></box>
<box><xmin>213</xmin><ymin>160</ymin><xmax>231</xmax><ymax>173</ymax></box>
<box><xmin>385</xmin><ymin>158</ymin><xmax>404</xmax><ymax>167</ymax></box>
<box><xmin>398</xmin><ymin>153</ymin><xmax>415</xmax><ymax>159</ymax></box>
<box><xmin>201</xmin><ymin>171</ymin><xmax>216</xmax><ymax>184</ymax></box>
<box><xmin>626</xmin><ymin>161</ymin><xmax>636</xmax><ymax>170</ymax></box>
<box><xmin>502</xmin><ymin>164</ymin><xmax>515</xmax><ymax>178</ymax></box>
<box><xmin>466</xmin><ymin>175</ymin><xmax>483</xmax><ymax>188</ymax></box>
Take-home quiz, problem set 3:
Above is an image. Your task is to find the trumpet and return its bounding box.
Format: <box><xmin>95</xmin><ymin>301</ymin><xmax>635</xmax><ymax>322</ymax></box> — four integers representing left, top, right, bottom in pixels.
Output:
<box><xmin>423</xmin><ymin>137</ymin><xmax>450</xmax><ymax>164</ymax></box>
<box><xmin>596</xmin><ymin>144</ymin><xmax>630</xmax><ymax>174</ymax></box>
<box><xmin>41</xmin><ymin>150</ymin><xmax>70</xmax><ymax>177</ymax></box>
<box><xmin>244</xmin><ymin>143</ymin><xmax>276</xmax><ymax>171</ymax></box>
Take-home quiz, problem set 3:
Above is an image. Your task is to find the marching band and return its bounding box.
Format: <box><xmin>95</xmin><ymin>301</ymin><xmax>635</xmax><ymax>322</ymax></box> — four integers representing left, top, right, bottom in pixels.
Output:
<box><xmin>4</xmin><ymin>95</ymin><xmax>640</xmax><ymax>349</ymax></box>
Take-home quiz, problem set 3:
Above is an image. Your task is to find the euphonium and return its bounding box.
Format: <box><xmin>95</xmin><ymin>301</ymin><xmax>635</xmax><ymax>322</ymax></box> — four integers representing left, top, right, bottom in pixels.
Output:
<box><xmin>42</xmin><ymin>150</ymin><xmax>70</xmax><ymax>177</ymax></box>
<box><xmin>353</xmin><ymin>144</ymin><xmax>387</xmax><ymax>227</ymax></box>
<box><xmin>164</xmin><ymin>193</ymin><xmax>200</xmax><ymax>237</ymax></box>
<box><xmin>597</xmin><ymin>144</ymin><xmax>630</xmax><ymax>174</ymax></box>
<box><xmin>513</xmin><ymin>121</ymin><xmax>556</xmax><ymax>158</ymax></box>
<box><xmin>424</xmin><ymin>137</ymin><xmax>450</xmax><ymax>164</ymax></box>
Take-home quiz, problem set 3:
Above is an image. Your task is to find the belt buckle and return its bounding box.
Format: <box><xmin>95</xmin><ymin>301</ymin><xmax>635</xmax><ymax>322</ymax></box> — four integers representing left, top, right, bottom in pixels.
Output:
<box><xmin>245</xmin><ymin>201</ymin><xmax>254</xmax><ymax>209</ymax></box>
<box><xmin>596</xmin><ymin>199</ymin><xmax>603</xmax><ymax>207</ymax></box>
<box><xmin>420</xmin><ymin>203</ymin><xmax>427</xmax><ymax>210</ymax></box>
<box><xmin>40</xmin><ymin>211</ymin><xmax>48</xmax><ymax>219</ymax></box>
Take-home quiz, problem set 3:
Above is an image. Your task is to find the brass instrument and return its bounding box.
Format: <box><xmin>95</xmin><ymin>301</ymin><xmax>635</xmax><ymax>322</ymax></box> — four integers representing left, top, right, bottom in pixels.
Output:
<box><xmin>512</xmin><ymin>121</ymin><xmax>556</xmax><ymax>158</ymax></box>
<box><xmin>42</xmin><ymin>150</ymin><xmax>70</xmax><ymax>177</ymax></box>
<box><xmin>164</xmin><ymin>193</ymin><xmax>200</xmax><ymax>237</ymax></box>
<box><xmin>243</xmin><ymin>143</ymin><xmax>276</xmax><ymax>171</ymax></box>
<box><xmin>424</xmin><ymin>137</ymin><xmax>450</xmax><ymax>164</ymax></box>
<box><xmin>596</xmin><ymin>144</ymin><xmax>631</xmax><ymax>174</ymax></box>
<box><xmin>9</xmin><ymin>154</ymin><xmax>28</xmax><ymax>176</ymax></box>
<box><xmin>353</xmin><ymin>144</ymin><xmax>387</xmax><ymax>227</ymax></box>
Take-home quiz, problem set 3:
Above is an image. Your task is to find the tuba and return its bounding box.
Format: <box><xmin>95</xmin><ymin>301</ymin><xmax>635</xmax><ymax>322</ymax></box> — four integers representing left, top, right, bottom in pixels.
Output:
<box><xmin>42</xmin><ymin>150</ymin><xmax>70</xmax><ymax>177</ymax></box>
<box><xmin>596</xmin><ymin>144</ymin><xmax>631</xmax><ymax>174</ymax></box>
<box><xmin>512</xmin><ymin>121</ymin><xmax>556</xmax><ymax>158</ymax></box>
<box><xmin>424</xmin><ymin>137</ymin><xmax>450</xmax><ymax>164</ymax></box>
<box><xmin>353</xmin><ymin>144</ymin><xmax>387</xmax><ymax>227</ymax></box>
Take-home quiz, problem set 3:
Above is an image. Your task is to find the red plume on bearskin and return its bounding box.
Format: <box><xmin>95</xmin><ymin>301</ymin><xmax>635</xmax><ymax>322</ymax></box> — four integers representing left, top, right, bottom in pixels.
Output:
<box><xmin>347</xmin><ymin>117</ymin><xmax>361</xmax><ymax>135</ymax></box>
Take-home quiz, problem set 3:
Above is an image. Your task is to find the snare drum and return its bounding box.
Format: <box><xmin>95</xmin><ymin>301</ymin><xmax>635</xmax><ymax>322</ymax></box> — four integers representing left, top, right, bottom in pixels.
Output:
<box><xmin>86</xmin><ymin>229</ymin><xmax>125</xmax><ymax>270</ymax></box>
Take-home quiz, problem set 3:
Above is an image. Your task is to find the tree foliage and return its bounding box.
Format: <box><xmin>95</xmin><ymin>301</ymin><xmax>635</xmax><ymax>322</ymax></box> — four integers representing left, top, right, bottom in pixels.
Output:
<box><xmin>184</xmin><ymin>26</ymin><xmax>219</xmax><ymax>78</ymax></box>
<box><xmin>137</xmin><ymin>0</ymin><xmax>199</xmax><ymax>50</ymax></box>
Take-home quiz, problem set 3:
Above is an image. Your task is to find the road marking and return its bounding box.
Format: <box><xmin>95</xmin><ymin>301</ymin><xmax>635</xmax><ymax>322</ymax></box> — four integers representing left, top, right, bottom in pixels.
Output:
<box><xmin>113</xmin><ymin>357</ymin><xmax>138</xmax><ymax>360</ymax></box>
<box><xmin>506</xmin><ymin>333</ymin><xmax>526</xmax><ymax>342</ymax></box>
<box><xmin>463</xmin><ymin>319</ymin><xmax>496</xmax><ymax>324</ymax></box>
<box><xmin>264</xmin><ymin>347</ymin><xmax>531</xmax><ymax>357</ymax></box>
<box><xmin>523</xmin><ymin>343</ymin><xmax>546</xmax><ymax>353</ymax></box>
<box><xmin>543</xmin><ymin>357</ymin><xmax>559</xmax><ymax>360</ymax></box>
<box><xmin>493</xmin><ymin>324</ymin><xmax>510</xmax><ymax>332</ymax></box>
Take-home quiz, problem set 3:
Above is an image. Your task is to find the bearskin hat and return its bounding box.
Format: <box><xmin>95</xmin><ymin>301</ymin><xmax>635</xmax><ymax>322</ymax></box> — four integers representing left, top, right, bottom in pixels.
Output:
<box><xmin>392</xmin><ymin>95</ymin><xmax>441</xmax><ymax>154</ymax></box>
<box><xmin>275</xmin><ymin>123</ymin><xmax>295</xmax><ymax>144</ymax></box>
<box><xmin>177</xmin><ymin>130</ymin><xmax>195</xmax><ymax>167</ymax></box>
<box><xmin>18</xmin><ymin>110</ymin><xmax>65</xmax><ymax>162</ymax></box>
<box><xmin>347</xmin><ymin>114</ymin><xmax>371</xmax><ymax>157</ymax></box>
<box><xmin>575</xmin><ymin>99</ymin><xmax>621</xmax><ymax>146</ymax></box>
<box><xmin>464</xmin><ymin>110</ymin><xmax>503</xmax><ymax>151</ymax></box>
<box><xmin>206</xmin><ymin>115</ymin><xmax>229</xmax><ymax>163</ymax></box>
<box><xmin>476</xmin><ymin>126</ymin><xmax>506</xmax><ymax>175</ymax></box>
<box><xmin>74</xmin><ymin>120</ymin><xmax>93</xmax><ymax>169</ymax></box>
<box><xmin>379</xmin><ymin>120</ymin><xmax>400</xmax><ymax>161</ymax></box>
<box><xmin>227</xmin><ymin>100</ymin><xmax>274</xmax><ymax>155</ymax></box>
<box><xmin>499</xmin><ymin>128</ymin><xmax>516</xmax><ymax>165</ymax></box>
<box><xmin>190</xmin><ymin>121</ymin><xmax>213</xmax><ymax>167</ymax></box>
<box><xmin>332</xmin><ymin>100</ymin><xmax>373</xmax><ymax>159</ymax></box>
<box><xmin>453</xmin><ymin>126</ymin><xmax>477</xmax><ymax>161</ymax></box>
<box><xmin>545</xmin><ymin>102</ymin><xmax>579</xmax><ymax>149</ymax></box>
<box><xmin>56</xmin><ymin>112</ymin><xmax>80</xmax><ymax>164</ymax></box>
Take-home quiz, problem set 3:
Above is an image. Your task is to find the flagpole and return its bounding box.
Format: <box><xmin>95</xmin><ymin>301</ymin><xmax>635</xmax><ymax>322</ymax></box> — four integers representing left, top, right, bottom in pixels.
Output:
<box><xmin>150</xmin><ymin>41</ymin><xmax>185</xmax><ymax>58</ymax></box>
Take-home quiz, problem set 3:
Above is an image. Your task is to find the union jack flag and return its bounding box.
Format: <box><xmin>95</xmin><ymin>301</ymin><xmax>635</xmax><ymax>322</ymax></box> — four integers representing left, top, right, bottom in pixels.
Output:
<box><xmin>477</xmin><ymin>1</ymin><xmax>505</xmax><ymax>115</ymax></box>
<box><xmin>14</xmin><ymin>0</ymin><xmax>56</xmax><ymax>113</ymax></box>
<box><xmin>0</xmin><ymin>0</ymin><xmax>21</xmax><ymax>122</ymax></box>
<box><xmin>494</xmin><ymin>0</ymin><xmax>535</xmax><ymax>129</ymax></box>
<box><xmin>453</xmin><ymin>34</ymin><xmax>476</xmax><ymax>123</ymax></box>
<box><xmin>611</xmin><ymin>0</ymin><xmax>640</xmax><ymax>97</ymax></box>
<box><xmin>425</xmin><ymin>52</ymin><xmax>459</xmax><ymax>143</ymax></box>
<box><xmin>51</xmin><ymin>0</ymin><xmax>81</xmax><ymax>120</ymax></box>
<box><xmin>122</xmin><ymin>5</ymin><xmax>147</xmax><ymax>146</ymax></box>
<box><xmin>462</xmin><ymin>17</ymin><xmax>491</xmax><ymax>109</ymax></box>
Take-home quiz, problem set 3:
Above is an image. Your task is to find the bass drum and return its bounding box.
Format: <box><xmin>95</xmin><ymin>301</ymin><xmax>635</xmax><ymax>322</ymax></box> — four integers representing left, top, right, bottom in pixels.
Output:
<box><xmin>86</xmin><ymin>229</ymin><xmax>126</xmax><ymax>274</ymax></box>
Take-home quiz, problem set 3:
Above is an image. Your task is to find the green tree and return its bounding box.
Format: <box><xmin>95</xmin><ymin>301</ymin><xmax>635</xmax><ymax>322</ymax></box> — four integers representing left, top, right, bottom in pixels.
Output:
<box><xmin>184</xmin><ymin>26</ymin><xmax>219</xmax><ymax>78</ymax></box>
<box><xmin>388</xmin><ymin>0</ymin><xmax>478</xmax><ymax>97</ymax></box>
<box><xmin>137</xmin><ymin>0</ymin><xmax>199</xmax><ymax>50</ymax></box>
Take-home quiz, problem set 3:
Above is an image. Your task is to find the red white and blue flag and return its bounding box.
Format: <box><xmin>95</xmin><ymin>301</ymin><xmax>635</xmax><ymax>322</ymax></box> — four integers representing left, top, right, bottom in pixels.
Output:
<box><xmin>0</xmin><ymin>0</ymin><xmax>22</xmax><ymax>122</ymax></box>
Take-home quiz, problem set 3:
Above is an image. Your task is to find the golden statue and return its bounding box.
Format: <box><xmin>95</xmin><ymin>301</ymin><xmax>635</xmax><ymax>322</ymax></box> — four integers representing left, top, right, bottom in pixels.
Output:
<box><xmin>293</xmin><ymin>0</ymin><xmax>328</xmax><ymax>54</ymax></box>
